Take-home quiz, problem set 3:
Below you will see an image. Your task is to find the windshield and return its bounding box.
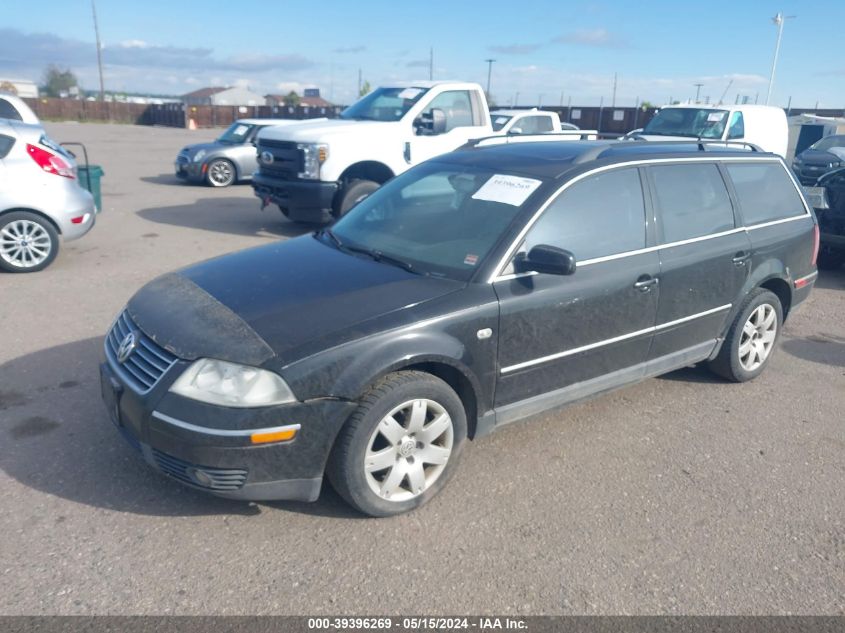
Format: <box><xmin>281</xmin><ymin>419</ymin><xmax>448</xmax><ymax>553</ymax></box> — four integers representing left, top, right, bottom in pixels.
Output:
<box><xmin>328</xmin><ymin>162</ymin><xmax>546</xmax><ymax>281</ymax></box>
<box><xmin>643</xmin><ymin>108</ymin><xmax>729</xmax><ymax>139</ymax></box>
<box><xmin>491</xmin><ymin>115</ymin><xmax>513</xmax><ymax>132</ymax></box>
<box><xmin>217</xmin><ymin>122</ymin><xmax>256</xmax><ymax>144</ymax></box>
<box><xmin>810</xmin><ymin>136</ymin><xmax>845</xmax><ymax>152</ymax></box>
<box><xmin>340</xmin><ymin>87</ymin><xmax>429</xmax><ymax>122</ymax></box>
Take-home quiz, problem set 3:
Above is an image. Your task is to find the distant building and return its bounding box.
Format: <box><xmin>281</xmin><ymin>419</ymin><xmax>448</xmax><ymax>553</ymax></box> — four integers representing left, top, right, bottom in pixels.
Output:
<box><xmin>183</xmin><ymin>86</ymin><xmax>263</xmax><ymax>107</ymax></box>
<box><xmin>265</xmin><ymin>88</ymin><xmax>333</xmax><ymax>108</ymax></box>
<box><xmin>0</xmin><ymin>78</ymin><xmax>38</xmax><ymax>99</ymax></box>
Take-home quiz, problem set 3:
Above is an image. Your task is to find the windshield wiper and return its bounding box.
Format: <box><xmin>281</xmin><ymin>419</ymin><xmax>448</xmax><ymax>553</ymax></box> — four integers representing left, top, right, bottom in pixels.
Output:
<box><xmin>316</xmin><ymin>227</ymin><xmax>343</xmax><ymax>249</ymax></box>
<box><xmin>343</xmin><ymin>243</ymin><xmax>416</xmax><ymax>273</ymax></box>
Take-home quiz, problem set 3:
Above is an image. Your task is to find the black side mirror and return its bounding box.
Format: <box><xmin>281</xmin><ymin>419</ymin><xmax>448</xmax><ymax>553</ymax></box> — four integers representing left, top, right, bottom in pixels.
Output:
<box><xmin>430</xmin><ymin>108</ymin><xmax>447</xmax><ymax>135</ymax></box>
<box><xmin>514</xmin><ymin>244</ymin><xmax>577</xmax><ymax>276</ymax></box>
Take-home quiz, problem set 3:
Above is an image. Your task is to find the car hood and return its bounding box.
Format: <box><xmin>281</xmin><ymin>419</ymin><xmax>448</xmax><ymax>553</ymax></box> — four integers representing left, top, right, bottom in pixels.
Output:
<box><xmin>180</xmin><ymin>141</ymin><xmax>230</xmax><ymax>154</ymax></box>
<box><xmin>258</xmin><ymin>118</ymin><xmax>389</xmax><ymax>142</ymax></box>
<box><xmin>126</xmin><ymin>235</ymin><xmax>463</xmax><ymax>367</ymax></box>
<box><xmin>798</xmin><ymin>148</ymin><xmax>845</xmax><ymax>164</ymax></box>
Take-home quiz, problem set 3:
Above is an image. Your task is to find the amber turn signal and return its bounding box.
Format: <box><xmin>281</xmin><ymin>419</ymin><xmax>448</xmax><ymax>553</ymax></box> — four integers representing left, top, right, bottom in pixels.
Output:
<box><xmin>250</xmin><ymin>427</ymin><xmax>297</xmax><ymax>444</ymax></box>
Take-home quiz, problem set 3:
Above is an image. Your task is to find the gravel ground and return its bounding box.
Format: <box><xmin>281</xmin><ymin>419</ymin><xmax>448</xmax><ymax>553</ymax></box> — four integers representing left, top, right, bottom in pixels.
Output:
<box><xmin>0</xmin><ymin>122</ymin><xmax>843</xmax><ymax>615</ymax></box>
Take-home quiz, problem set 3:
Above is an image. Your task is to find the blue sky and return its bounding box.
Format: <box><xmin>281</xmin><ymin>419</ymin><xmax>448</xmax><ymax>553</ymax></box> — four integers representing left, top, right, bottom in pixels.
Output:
<box><xmin>2</xmin><ymin>0</ymin><xmax>843</xmax><ymax>107</ymax></box>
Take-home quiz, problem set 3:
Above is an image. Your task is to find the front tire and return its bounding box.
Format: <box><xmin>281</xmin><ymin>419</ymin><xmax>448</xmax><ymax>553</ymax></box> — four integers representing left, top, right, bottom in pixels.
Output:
<box><xmin>708</xmin><ymin>288</ymin><xmax>783</xmax><ymax>382</ymax></box>
<box><xmin>332</xmin><ymin>179</ymin><xmax>379</xmax><ymax>219</ymax></box>
<box><xmin>205</xmin><ymin>158</ymin><xmax>236</xmax><ymax>187</ymax></box>
<box><xmin>327</xmin><ymin>371</ymin><xmax>467</xmax><ymax>517</ymax></box>
<box><xmin>0</xmin><ymin>211</ymin><xmax>60</xmax><ymax>273</ymax></box>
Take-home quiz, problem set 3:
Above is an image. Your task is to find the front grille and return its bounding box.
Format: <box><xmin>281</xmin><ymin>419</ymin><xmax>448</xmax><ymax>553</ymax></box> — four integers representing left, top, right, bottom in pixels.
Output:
<box><xmin>105</xmin><ymin>311</ymin><xmax>179</xmax><ymax>393</ymax></box>
<box><xmin>151</xmin><ymin>449</ymin><xmax>248</xmax><ymax>491</ymax></box>
<box><xmin>176</xmin><ymin>153</ymin><xmax>189</xmax><ymax>165</ymax></box>
<box><xmin>257</xmin><ymin>140</ymin><xmax>302</xmax><ymax>179</ymax></box>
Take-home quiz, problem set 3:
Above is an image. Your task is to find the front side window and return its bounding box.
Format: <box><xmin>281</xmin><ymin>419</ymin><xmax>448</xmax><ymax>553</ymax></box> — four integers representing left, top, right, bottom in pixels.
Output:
<box><xmin>643</xmin><ymin>108</ymin><xmax>729</xmax><ymax>139</ymax></box>
<box><xmin>726</xmin><ymin>162</ymin><xmax>806</xmax><ymax>225</ymax></box>
<box><xmin>217</xmin><ymin>122</ymin><xmax>256</xmax><ymax>144</ymax></box>
<box><xmin>330</xmin><ymin>162</ymin><xmax>544</xmax><ymax>281</ymax></box>
<box><xmin>650</xmin><ymin>163</ymin><xmax>735</xmax><ymax>243</ymax></box>
<box><xmin>727</xmin><ymin>112</ymin><xmax>745</xmax><ymax>139</ymax></box>
<box><xmin>420</xmin><ymin>90</ymin><xmax>477</xmax><ymax>131</ymax></box>
<box><xmin>518</xmin><ymin>168</ymin><xmax>646</xmax><ymax>262</ymax></box>
<box><xmin>491</xmin><ymin>115</ymin><xmax>512</xmax><ymax>132</ymax></box>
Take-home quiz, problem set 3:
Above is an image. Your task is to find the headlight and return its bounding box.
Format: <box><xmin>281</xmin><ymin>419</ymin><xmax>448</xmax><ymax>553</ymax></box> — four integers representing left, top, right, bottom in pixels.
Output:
<box><xmin>297</xmin><ymin>143</ymin><xmax>328</xmax><ymax>180</ymax></box>
<box><xmin>192</xmin><ymin>149</ymin><xmax>206</xmax><ymax>162</ymax></box>
<box><xmin>170</xmin><ymin>358</ymin><xmax>296</xmax><ymax>407</ymax></box>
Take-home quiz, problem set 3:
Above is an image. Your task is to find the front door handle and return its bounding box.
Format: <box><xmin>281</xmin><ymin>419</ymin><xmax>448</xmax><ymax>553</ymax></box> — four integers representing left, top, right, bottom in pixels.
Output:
<box><xmin>633</xmin><ymin>275</ymin><xmax>659</xmax><ymax>292</ymax></box>
<box><xmin>732</xmin><ymin>251</ymin><xmax>751</xmax><ymax>266</ymax></box>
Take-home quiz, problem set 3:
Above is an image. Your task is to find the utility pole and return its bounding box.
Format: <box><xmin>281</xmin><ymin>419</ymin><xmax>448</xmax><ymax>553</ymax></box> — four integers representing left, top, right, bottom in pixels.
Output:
<box><xmin>611</xmin><ymin>72</ymin><xmax>618</xmax><ymax>107</ymax></box>
<box><xmin>515</xmin><ymin>91</ymin><xmax>519</xmax><ymax>106</ymax></box>
<box><xmin>91</xmin><ymin>0</ymin><xmax>105</xmax><ymax>100</ymax></box>
<box><xmin>484</xmin><ymin>59</ymin><xmax>496</xmax><ymax>98</ymax></box>
<box><xmin>693</xmin><ymin>83</ymin><xmax>703</xmax><ymax>103</ymax></box>
<box><xmin>357</xmin><ymin>68</ymin><xmax>362</xmax><ymax>96</ymax></box>
<box><xmin>537</xmin><ymin>94</ymin><xmax>543</xmax><ymax>108</ymax></box>
<box><xmin>429</xmin><ymin>47</ymin><xmax>433</xmax><ymax>81</ymax></box>
<box><xmin>767</xmin><ymin>12</ymin><xmax>796</xmax><ymax>105</ymax></box>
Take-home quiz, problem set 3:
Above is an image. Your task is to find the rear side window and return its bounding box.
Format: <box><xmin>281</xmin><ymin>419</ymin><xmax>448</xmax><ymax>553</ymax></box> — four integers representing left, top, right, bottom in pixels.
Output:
<box><xmin>521</xmin><ymin>167</ymin><xmax>646</xmax><ymax>261</ymax></box>
<box><xmin>0</xmin><ymin>98</ymin><xmax>23</xmax><ymax>121</ymax></box>
<box><xmin>650</xmin><ymin>163</ymin><xmax>735</xmax><ymax>243</ymax></box>
<box><xmin>517</xmin><ymin>116</ymin><xmax>554</xmax><ymax>134</ymax></box>
<box><xmin>726</xmin><ymin>162</ymin><xmax>806</xmax><ymax>225</ymax></box>
<box><xmin>0</xmin><ymin>134</ymin><xmax>14</xmax><ymax>158</ymax></box>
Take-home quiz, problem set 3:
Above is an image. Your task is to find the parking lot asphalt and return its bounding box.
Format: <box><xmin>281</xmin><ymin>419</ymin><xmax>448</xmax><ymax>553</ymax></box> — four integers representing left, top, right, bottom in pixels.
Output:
<box><xmin>1</xmin><ymin>122</ymin><xmax>843</xmax><ymax>615</ymax></box>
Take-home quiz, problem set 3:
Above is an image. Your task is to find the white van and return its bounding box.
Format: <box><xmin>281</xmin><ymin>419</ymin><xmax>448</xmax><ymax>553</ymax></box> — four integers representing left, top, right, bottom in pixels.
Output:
<box><xmin>637</xmin><ymin>104</ymin><xmax>788</xmax><ymax>157</ymax></box>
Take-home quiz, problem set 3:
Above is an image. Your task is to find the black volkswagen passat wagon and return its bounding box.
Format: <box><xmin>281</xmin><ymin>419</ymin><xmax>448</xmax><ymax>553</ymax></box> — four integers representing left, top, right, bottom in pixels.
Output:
<box><xmin>101</xmin><ymin>140</ymin><xmax>819</xmax><ymax>517</ymax></box>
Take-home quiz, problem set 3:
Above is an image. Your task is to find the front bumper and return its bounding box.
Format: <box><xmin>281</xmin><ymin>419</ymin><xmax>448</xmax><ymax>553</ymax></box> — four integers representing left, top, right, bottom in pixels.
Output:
<box><xmin>175</xmin><ymin>159</ymin><xmax>206</xmax><ymax>183</ymax></box>
<box><xmin>252</xmin><ymin>172</ymin><xmax>338</xmax><ymax>223</ymax></box>
<box><xmin>99</xmin><ymin>357</ymin><xmax>356</xmax><ymax>502</ymax></box>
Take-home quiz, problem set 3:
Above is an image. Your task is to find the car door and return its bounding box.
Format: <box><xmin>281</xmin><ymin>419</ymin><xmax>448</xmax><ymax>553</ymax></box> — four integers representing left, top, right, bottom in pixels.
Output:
<box><xmin>493</xmin><ymin>166</ymin><xmax>660</xmax><ymax>407</ymax></box>
<box><xmin>646</xmin><ymin>161</ymin><xmax>751</xmax><ymax>360</ymax></box>
<box><xmin>406</xmin><ymin>90</ymin><xmax>486</xmax><ymax>164</ymax></box>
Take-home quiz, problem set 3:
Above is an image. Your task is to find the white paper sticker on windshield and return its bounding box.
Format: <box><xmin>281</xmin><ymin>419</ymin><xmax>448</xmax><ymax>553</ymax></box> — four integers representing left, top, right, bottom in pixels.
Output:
<box><xmin>707</xmin><ymin>112</ymin><xmax>726</xmax><ymax>122</ymax></box>
<box><xmin>397</xmin><ymin>88</ymin><xmax>423</xmax><ymax>100</ymax></box>
<box><xmin>233</xmin><ymin>124</ymin><xmax>249</xmax><ymax>136</ymax></box>
<box><xmin>471</xmin><ymin>174</ymin><xmax>543</xmax><ymax>207</ymax></box>
<box><xmin>495</xmin><ymin>117</ymin><xmax>509</xmax><ymax>125</ymax></box>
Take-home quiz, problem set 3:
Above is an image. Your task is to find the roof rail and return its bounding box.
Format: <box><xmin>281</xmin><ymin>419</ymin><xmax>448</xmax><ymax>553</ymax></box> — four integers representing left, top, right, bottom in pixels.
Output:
<box><xmin>461</xmin><ymin>130</ymin><xmax>600</xmax><ymax>150</ymax></box>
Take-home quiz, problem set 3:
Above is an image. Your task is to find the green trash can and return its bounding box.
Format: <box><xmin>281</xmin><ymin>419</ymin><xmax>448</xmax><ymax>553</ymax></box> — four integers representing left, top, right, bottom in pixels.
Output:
<box><xmin>78</xmin><ymin>165</ymin><xmax>105</xmax><ymax>212</ymax></box>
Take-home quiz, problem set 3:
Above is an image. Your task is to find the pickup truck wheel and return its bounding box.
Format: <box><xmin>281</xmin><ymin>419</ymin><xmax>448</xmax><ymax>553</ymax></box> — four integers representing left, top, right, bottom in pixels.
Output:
<box><xmin>708</xmin><ymin>288</ymin><xmax>782</xmax><ymax>382</ymax></box>
<box><xmin>206</xmin><ymin>158</ymin><xmax>236</xmax><ymax>187</ymax></box>
<box><xmin>327</xmin><ymin>371</ymin><xmax>467</xmax><ymax>517</ymax></box>
<box><xmin>333</xmin><ymin>179</ymin><xmax>379</xmax><ymax>218</ymax></box>
<box><xmin>0</xmin><ymin>211</ymin><xmax>60</xmax><ymax>273</ymax></box>
<box><xmin>816</xmin><ymin>247</ymin><xmax>844</xmax><ymax>270</ymax></box>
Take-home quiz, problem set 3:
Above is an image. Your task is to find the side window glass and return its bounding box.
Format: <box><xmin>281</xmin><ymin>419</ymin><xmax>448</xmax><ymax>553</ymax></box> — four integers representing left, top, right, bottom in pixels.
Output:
<box><xmin>651</xmin><ymin>163</ymin><xmax>735</xmax><ymax>243</ymax></box>
<box><xmin>0</xmin><ymin>133</ymin><xmax>15</xmax><ymax>158</ymax></box>
<box><xmin>519</xmin><ymin>168</ymin><xmax>646</xmax><ymax>262</ymax></box>
<box><xmin>422</xmin><ymin>91</ymin><xmax>475</xmax><ymax>131</ymax></box>
<box><xmin>514</xmin><ymin>116</ymin><xmax>553</xmax><ymax>134</ymax></box>
<box><xmin>726</xmin><ymin>162</ymin><xmax>806</xmax><ymax>225</ymax></box>
<box><xmin>0</xmin><ymin>98</ymin><xmax>23</xmax><ymax>121</ymax></box>
<box><xmin>727</xmin><ymin>112</ymin><xmax>745</xmax><ymax>139</ymax></box>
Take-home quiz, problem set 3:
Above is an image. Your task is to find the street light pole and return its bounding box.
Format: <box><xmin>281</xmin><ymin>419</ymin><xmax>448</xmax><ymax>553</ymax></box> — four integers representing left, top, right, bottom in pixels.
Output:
<box><xmin>766</xmin><ymin>12</ymin><xmax>795</xmax><ymax>106</ymax></box>
<box><xmin>91</xmin><ymin>0</ymin><xmax>105</xmax><ymax>100</ymax></box>
<box><xmin>694</xmin><ymin>83</ymin><xmax>703</xmax><ymax>103</ymax></box>
<box><xmin>484</xmin><ymin>59</ymin><xmax>496</xmax><ymax>98</ymax></box>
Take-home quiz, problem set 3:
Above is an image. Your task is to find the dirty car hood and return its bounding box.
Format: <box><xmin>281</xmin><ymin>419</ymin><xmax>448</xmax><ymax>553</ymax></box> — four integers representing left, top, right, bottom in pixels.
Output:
<box><xmin>127</xmin><ymin>235</ymin><xmax>463</xmax><ymax>366</ymax></box>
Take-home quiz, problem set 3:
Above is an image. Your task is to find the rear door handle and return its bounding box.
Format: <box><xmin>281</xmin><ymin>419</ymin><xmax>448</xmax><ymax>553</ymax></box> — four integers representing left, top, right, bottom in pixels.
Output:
<box><xmin>732</xmin><ymin>251</ymin><xmax>751</xmax><ymax>265</ymax></box>
<box><xmin>633</xmin><ymin>275</ymin><xmax>659</xmax><ymax>292</ymax></box>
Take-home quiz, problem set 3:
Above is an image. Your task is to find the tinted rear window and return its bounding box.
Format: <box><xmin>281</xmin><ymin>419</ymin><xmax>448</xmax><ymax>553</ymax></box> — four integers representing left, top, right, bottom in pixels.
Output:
<box><xmin>0</xmin><ymin>98</ymin><xmax>23</xmax><ymax>121</ymax></box>
<box><xmin>725</xmin><ymin>162</ymin><xmax>806</xmax><ymax>225</ymax></box>
<box><xmin>650</xmin><ymin>163</ymin><xmax>735</xmax><ymax>243</ymax></box>
<box><xmin>0</xmin><ymin>134</ymin><xmax>14</xmax><ymax>158</ymax></box>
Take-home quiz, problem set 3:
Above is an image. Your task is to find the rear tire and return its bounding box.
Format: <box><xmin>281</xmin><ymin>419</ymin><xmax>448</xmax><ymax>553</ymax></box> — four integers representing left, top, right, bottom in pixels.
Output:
<box><xmin>708</xmin><ymin>288</ymin><xmax>783</xmax><ymax>382</ymax></box>
<box><xmin>332</xmin><ymin>179</ymin><xmax>379</xmax><ymax>219</ymax></box>
<box><xmin>327</xmin><ymin>371</ymin><xmax>467</xmax><ymax>517</ymax></box>
<box><xmin>0</xmin><ymin>211</ymin><xmax>60</xmax><ymax>273</ymax></box>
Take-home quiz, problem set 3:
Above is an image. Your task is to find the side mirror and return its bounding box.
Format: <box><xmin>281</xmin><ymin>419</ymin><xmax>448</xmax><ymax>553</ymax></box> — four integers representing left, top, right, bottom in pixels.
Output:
<box><xmin>430</xmin><ymin>108</ymin><xmax>447</xmax><ymax>135</ymax></box>
<box><xmin>508</xmin><ymin>126</ymin><xmax>524</xmax><ymax>136</ymax></box>
<box><xmin>514</xmin><ymin>244</ymin><xmax>577</xmax><ymax>276</ymax></box>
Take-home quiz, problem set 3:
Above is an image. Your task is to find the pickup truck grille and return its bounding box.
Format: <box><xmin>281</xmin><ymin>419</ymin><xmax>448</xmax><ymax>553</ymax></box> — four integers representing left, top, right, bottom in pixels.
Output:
<box><xmin>257</xmin><ymin>140</ymin><xmax>302</xmax><ymax>180</ymax></box>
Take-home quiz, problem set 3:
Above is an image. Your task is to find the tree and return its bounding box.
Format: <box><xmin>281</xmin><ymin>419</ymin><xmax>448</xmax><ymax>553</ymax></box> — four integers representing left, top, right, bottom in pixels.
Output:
<box><xmin>359</xmin><ymin>80</ymin><xmax>371</xmax><ymax>97</ymax></box>
<box><xmin>285</xmin><ymin>91</ymin><xmax>301</xmax><ymax>106</ymax></box>
<box><xmin>640</xmin><ymin>100</ymin><xmax>656</xmax><ymax>110</ymax></box>
<box><xmin>0</xmin><ymin>81</ymin><xmax>17</xmax><ymax>95</ymax></box>
<box><xmin>42</xmin><ymin>65</ymin><xmax>79</xmax><ymax>98</ymax></box>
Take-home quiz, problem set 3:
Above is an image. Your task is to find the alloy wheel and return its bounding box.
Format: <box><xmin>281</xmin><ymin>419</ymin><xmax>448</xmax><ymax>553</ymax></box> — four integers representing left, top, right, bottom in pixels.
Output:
<box><xmin>738</xmin><ymin>303</ymin><xmax>777</xmax><ymax>372</ymax></box>
<box><xmin>208</xmin><ymin>160</ymin><xmax>234</xmax><ymax>186</ymax></box>
<box><xmin>0</xmin><ymin>219</ymin><xmax>53</xmax><ymax>269</ymax></box>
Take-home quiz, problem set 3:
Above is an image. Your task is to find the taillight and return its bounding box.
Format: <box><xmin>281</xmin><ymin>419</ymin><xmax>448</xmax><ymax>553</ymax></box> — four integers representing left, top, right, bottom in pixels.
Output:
<box><xmin>26</xmin><ymin>144</ymin><xmax>75</xmax><ymax>179</ymax></box>
<box><xmin>811</xmin><ymin>224</ymin><xmax>820</xmax><ymax>267</ymax></box>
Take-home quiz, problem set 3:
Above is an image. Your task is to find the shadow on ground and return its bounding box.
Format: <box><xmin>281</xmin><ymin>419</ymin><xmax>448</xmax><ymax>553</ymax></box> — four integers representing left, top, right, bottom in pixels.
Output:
<box><xmin>781</xmin><ymin>334</ymin><xmax>845</xmax><ymax>368</ymax></box>
<box><xmin>0</xmin><ymin>337</ymin><xmax>360</xmax><ymax>519</ymax></box>
<box><xmin>136</xmin><ymin>198</ymin><xmax>316</xmax><ymax>239</ymax></box>
<box><xmin>140</xmin><ymin>173</ymin><xmax>194</xmax><ymax>186</ymax></box>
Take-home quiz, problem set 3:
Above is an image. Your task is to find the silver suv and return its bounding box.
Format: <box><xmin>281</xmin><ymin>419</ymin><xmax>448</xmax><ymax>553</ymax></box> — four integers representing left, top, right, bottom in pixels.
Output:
<box><xmin>0</xmin><ymin>117</ymin><xmax>97</xmax><ymax>272</ymax></box>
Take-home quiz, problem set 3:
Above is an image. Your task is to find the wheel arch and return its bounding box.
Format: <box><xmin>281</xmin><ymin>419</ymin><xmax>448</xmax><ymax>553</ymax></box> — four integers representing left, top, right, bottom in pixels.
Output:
<box><xmin>0</xmin><ymin>207</ymin><xmax>62</xmax><ymax>235</ymax></box>
<box><xmin>338</xmin><ymin>161</ymin><xmax>394</xmax><ymax>186</ymax></box>
<box><xmin>759</xmin><ymin>276</ymin><xmax>792</xmax><ymax>320</ymax></box>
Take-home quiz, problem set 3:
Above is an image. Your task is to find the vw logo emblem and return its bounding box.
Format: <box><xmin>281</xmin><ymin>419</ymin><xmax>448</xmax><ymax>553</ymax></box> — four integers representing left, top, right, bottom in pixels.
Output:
<box><xmin>117</xmin><ymin>331</ymin><xmax>139</xmax><ymax>364</ymax></box>
<box><xmin>260</xmin><ymin>150</ymin><xmax>274</xmax><ymax>165</ymax></box>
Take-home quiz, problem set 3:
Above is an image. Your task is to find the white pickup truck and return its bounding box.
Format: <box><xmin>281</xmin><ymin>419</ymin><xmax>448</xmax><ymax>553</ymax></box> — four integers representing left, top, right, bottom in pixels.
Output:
<box><xmin>253</xmin><ymin>81</ymin><xmax>497</xmax><ymax>223</ymax></box>
<box><xmin>490</xmin><ymin>108</ymin><xmax>578</xmax><ymax>135</ymax></box>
